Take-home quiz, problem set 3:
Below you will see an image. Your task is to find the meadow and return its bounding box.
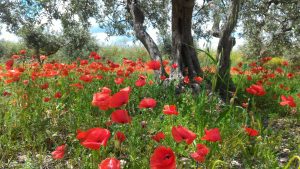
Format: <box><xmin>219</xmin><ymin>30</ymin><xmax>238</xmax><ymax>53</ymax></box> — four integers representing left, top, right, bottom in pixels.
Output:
<box><xmin>0</xmin><ymin>47</ymin><xmax>299</xmax><ymax>169</ymax></box>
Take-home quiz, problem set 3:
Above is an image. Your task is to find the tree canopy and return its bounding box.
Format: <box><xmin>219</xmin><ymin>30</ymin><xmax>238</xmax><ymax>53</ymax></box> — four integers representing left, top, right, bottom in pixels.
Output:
<box><xmin>241</xmin><ymin>0</ymin><xmax>300</xmax><ymax>59</ymax></box>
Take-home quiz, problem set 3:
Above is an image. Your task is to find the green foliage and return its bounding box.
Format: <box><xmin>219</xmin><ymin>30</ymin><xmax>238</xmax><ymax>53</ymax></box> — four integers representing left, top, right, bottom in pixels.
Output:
<box><xmin>58</xmin><ymin>33</ymin><xmax>99</xmax><ymax>59</ymax></box>
<box><xmin>18</xmin><ymin>25</ymin><xmax>63</xmax><ymax>56</ymax></box>
<box><xmin>0</xmin><ymin>40</ymin><xmax>27</xmax><ymax>59</ymax></box>
<box><xmin>264</xmin><ymin>57</ymin><xmax>285</xmax><ymax>69</ymax></box>
<box><xmin>99</xmin><ymin>46</ymin><xmax>149</xmax><ymax>62</ymax></box>
<box><xmin>197</xmin><ymin>49</ymin><xmax>242</xmax><ymax>67</ymax></box>
<box><xmin>241</xmin><ymin>0</ymin><xmax>300</xmax><ymax>58</ymax></box>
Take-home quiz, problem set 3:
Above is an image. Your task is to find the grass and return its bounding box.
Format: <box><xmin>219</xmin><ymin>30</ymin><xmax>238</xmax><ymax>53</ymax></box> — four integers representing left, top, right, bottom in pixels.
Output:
<box><xmin>0</xmin><ymin>48</ymin><xmax>299</xmax><ymax>168</ymax></box>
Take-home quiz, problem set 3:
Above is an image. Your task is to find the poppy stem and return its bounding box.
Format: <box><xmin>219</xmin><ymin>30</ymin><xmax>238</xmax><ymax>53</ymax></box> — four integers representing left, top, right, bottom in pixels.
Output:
<box><xmin>99</xmin><ymin>146</ymin><xmax>102</xmax><ymax>161</ymax></box>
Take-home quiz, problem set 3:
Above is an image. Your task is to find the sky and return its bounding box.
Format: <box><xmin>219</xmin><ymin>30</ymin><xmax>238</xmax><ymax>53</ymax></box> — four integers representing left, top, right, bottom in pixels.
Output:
<box><xmin>0</xmin><ymin>18</ymin><xmax>244</xmax><ymax>50</ymax></box>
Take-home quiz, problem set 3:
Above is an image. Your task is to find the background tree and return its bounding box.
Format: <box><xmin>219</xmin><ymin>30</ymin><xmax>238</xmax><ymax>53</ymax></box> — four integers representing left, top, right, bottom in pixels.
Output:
<box><xmin>48</xmin><ymin>0</ymin><xmax>99</xmax><ymax>58</ymax></box>
<box><xmin>209</xmin><ymin>0</ymin><xmax>241</xmax><ymax>100</ymax></box>
<box><xmin>0</xmin><ymin>0</ymin><xmax>99</xmax><ymax>61</ymax></box>
<box><xmin>0</xmin><ymin>0</ymin><xmax>63</xmax><ymax>63</ymax></box>
<box><xmin>18</xmin><ymin>24</ymin><xmax>63</xmax><ymax>64</ymax></box>
<box><xmin>241</xmin><ymin>0</ymin><xmax>300</xmax><ymax>60</ymax></box>
<box><xmin>98</xmin><ymin>0</ymin><xmax>245</xmax><ymax>98</ymax></box>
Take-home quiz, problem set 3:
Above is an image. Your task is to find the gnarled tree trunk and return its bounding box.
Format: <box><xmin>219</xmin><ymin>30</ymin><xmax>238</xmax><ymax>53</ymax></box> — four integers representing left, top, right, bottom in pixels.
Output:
<box><xmin>34</xmin><ymin>47</ymin><xmax>43</xmax><ymax>66</ymax></box>
<box><xmin>126</xmin><ymin>0</ymin><xmax>167</xmax><ymax>78</ymax></box>
<box><xmin>213</xmin><ymin>0</ymin><xmax>240</xmax><ymax>101</ymax></box>
<box><xmin>170</xmin><ymin>0</ymin><xmax>203</xmax><ymax>92</ymax></box>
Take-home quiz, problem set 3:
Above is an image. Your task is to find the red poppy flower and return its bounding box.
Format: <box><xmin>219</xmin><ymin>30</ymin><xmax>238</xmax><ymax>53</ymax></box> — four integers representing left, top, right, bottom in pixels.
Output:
<box><xmin>51</xmin><ymin>144</ymin><xmax>65</xmax><ymax>159</ymax></box>
<box><xmin>139</xmin><ymin>98</ymin><xmax>157</xmax><ymax>109</ymax></box>
<box><xmin>246</xmin><ymin>84</ymin><xmax>266</xmax><ymax>96</ymax></box>
<box><xmin>238</xmin><ymin>62</ymin><xmax>243</xmax><ymax>67</ymax></box>
<box><xmin>95</xmin><ymin>75</ymin><xmax>103</xmax><ymax>80</ymax></box>
<box><xmin>116</xmin><ymin>69</ymin><xmax>124</xmax><ymax>76</ymax></box>
<box><xmin>43</xmin><ymin>97</ymin><xmax>51</xmax><ymax>102</ymax></box>
<box><xmin>194</xmin><ymin>76</ymin><xmax>203</xmax><ymax>83</ymax></box>
<box><xmin>23</xmin><ymin>80</ymin><xmax>29</xmax><ymax>85</ymax></box>
<box><xmin>280</xmin><ymin>95</ymin><xmax>296</xmax><ymax>107</ymax></box>
<box><xmin>183</xmin><ymin>76</ymin><xmax>190</xmax><ymax>84</ymax></box>
<box><xmin>260</xmin><ymin>57</ymin><xmax>272</xmax><ymax>63</ymax></box>
<box><xmin>76</xmin><ymin>128</ymin><xmax>110</xmax><ymax>150</ymax></box>
<box><xmin>80</xmin><ymin>74</ymin><xmax>94</xmax><ymax>83</ymax></box>
<box><xmin>54</xmin><ymin>92</ymin><xmax>62</xmax><ymax>99</ymax></box>
<box><xmin>171</xmin><ymin>126</ymin><xmax>197</xmax><ymax>145</ymax></box>
<box><xmin>287</xmin><ymin>73</ymin><xmax>294</xmax><ymax>79</ymax></box>
<box><xmin>108</xmin><ymin>61</ymin><xmax>120</xmax><ymax>69</ymax></box>
<box><xmin>231</xmin><ymin>67</ymin><xmax>242</xmax><ymax>74</ymax></box>
<box><xmin>111</xmin><ymin>109</ymin><xmax>132</xmax><ymax>124</ymax></box>
<box><xmin>147</xmin><ymin>60</ymin><xmax>161</xmax><ymax>70</ymax></box>
<box><xmin>109</xmin><ymin>87</ymin><xmax>131</xmax><ymax>108</ymax></box>
<box><xmin>101</xmin><ymin>87</ymin><xmax>112</xmax><ymax>94</ymax></box>
<box><xmin>282</xmin><ymin>60</ymin><xmax>288</xmax><ymax>66</ymax></box>
<box><xmin>92</xmin><ymin>88</ymin><xmax>111</xmax><ymax>110</ymax></box>
<box><xmin>115</xmin><ymin>131</ymin><xmax>126</xmax><ymax>143</ymax></box>
<box><xmin>69</xmin><ymin>83</ymin><xmax>84</xmax><ymax>89</ymax></box>
<box><xmin>297</xmin><ymin>93</ymin><xmax>300</xmax><ymax>98</ymax></box>
<box><xmin>190</xmin><ymin>144</ymin><xmax>209</xmax><ymax>162</ymax></box>
<box><xmin>162</xmin><ymin>60</ymin><xmax>169</xmax><ymax>66</ymax></box>
<box><xmin>244</xmin><ymin>127</ymin><xmax>259</xmax><ymax>137</ymax></box>
<box><xmin>40</xmin><ymin>83</ymin><xmax>49</xmax><ymax>90</ymax></box>
<box><xmin>201</xmin><ymin>128</ymin><xmax>221</xmax><ymax>142</ymax></box>
<box><xmin>2</xmin><ymin>91</ymin><xmax>12</xmax><ymax>97</ymax></box>
<box><xmin>279</xmin><ymin>84</ymin><xmax>284</xmax><ymax>89</ymax></box>
<box><xmin>150</xmin><ymin>146</ymin><xmax>176</xmax><ymax>169</ymax></box>
<box><xmin>19</xmin><ymin>49</ymin><xmax>26</xmax><ymax>55</ymax></box>
<box><xmin>135</xmin><ymin>78</ymin><xmax>146</xmax><ymax>87</ymax></box>
<box><xmin>276</xmin><ymin>67</ymin><xmax>283</xmax><ymax>74</ymax></box>
<box><xmin>152</xmin><ymin>132</ymin><xmax>165</xmax><ymax>143</ymax></box>
<box><xmin>148</xmin><ymin>80</ymin><xmax>154</xmax><ymax>85</ymax></box>
<box><xmin>5</xmin><ymin>59</ymin><xmax>14</xmax><ymax>70</ymax></box>
<box><xmin>249</xmin><ymin>61</ymin><xmax>257</xmax><ymax>67</ymax></box>
<box><xmin>80</xmin><ymin>60</ymin><xmax>89</xmax><ymax>66</ymax></box>
<box><xmin>89</xmin><ymin>51</ymin><xmax>101</xmax><ymax>60</ymax></box>
<box><xmin>98</xmin><ymin>158</ymin><xmax>120</xmax><ymax>169</ymax></box>
<box><xmin>61</xmin><ymin>69</ymin><xmax>69</xmax><ymax>76</ymax></box>
<box><xmin>247</xmin><ymin>75</ymin><xmax>252</xmax><ymax>81</ymax></box>
<box><xmin>171</xmin><ymin>63</ymin><xmax>178</xmax><ymax>69</ymax></box>
<box><xmin>160</xmin><ymin>75</ymin><xmax>167</xmax><ymax>81</ymax></box>
<box><xmin>11</xmin><ymin>54</ymin><xmax>19</xmax><ymax>59</ymax></box>
<box><xmin>135</xmin><ymin>75</ymin><xmax>147</xmax><ymax>87</ymax></box>
<box><xmin>114</xmin><ymin>77</ymin><xmax>124</xmax><ymax>85</ymax></box>
<box><xmin>40</xmin><ymin>55</ymin><xmax>47</xmax><ymax>60</ymax></box>
<box><xmin>163</xmin><ymin>105</ymin><xmax>178</xmax><ymax>115</ymax></box>
<box><xmin>242</xmin><ymin>102</ymin><xmax>248</xmax><ymax>108</ymax></box>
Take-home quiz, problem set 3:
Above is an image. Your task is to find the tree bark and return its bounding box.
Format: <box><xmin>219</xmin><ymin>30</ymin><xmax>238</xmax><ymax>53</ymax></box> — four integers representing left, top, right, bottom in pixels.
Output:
<box><xmin>126</xmin><ymin>0</ymin><xmax>167</xmax><ymax>78</ymax></box>
<box><xmin>170</xmin><ymin>0</ymin><xmax>203</xmax><ymax>92</ymax></box>
<box><xmin>35</xmin><ymin>47</ymin><xmax>42</xmax><ymax>66</ymax></box>
<box><xmin>214</xmin><ymin>0</ymin><xmax>240</xmax><ymax>101</ymax></box>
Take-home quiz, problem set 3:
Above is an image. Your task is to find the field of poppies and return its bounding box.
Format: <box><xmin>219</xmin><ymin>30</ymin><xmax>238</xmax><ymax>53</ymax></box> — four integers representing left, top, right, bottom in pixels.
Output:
<box><xmin>0</xmin><ymin>49</ymin><xmax>299</xmax><ymax>169</ymax></box>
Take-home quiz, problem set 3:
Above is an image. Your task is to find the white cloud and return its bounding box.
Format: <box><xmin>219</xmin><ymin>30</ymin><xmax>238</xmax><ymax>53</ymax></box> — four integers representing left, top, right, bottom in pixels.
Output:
<box><xmin>0</xmin><ymin>25</ymin><xmax>20</xmax><ymax>42</ymax></box>
<box><xmin>50</xmin><ymin>19</ymin><xmax>63</xmax><ymax>32</ymax></box>
<box><xmin>146</xmin><ymin>27</ymin><xmax>159</xmax><ymax>43</ymax></box>
<box><xmin>89</xmin><ymin>18</ymin><xmax>98</xmax><ymax>28</ymax></box>
<box><xmin>92</xmin><ymin>32</ymin><xmax>109</xmax><ymax>42</ymax></box>
<box><xmin>93</xmin><ymin>32</ymin><xmax>137</xmax><ymax>46</ymax></box>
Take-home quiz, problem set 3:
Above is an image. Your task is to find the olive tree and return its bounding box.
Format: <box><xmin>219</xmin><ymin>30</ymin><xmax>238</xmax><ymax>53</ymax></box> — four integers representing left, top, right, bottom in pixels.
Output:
<box><xmin>241</xmin><ymin>0</ymin><xmax>300</xmax><ymax>59</ymax></box>
<box><xmin>98</xmin><ymin>1</ymin><xmax>240</xmax><ymax>91</ymax></box>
